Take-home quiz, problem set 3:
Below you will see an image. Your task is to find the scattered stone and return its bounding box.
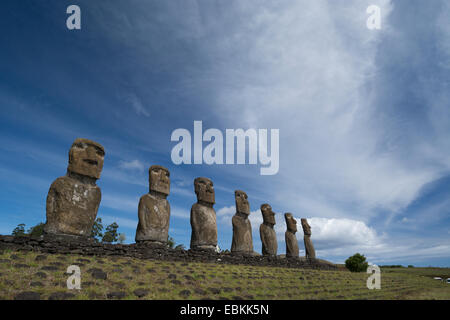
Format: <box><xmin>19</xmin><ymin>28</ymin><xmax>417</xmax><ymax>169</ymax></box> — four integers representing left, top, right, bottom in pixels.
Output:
<box><xmin>183</xmin><ymin>275</ymin><xmax>194</xmax><ymax>281</ymax></box>
<box><xmin>168</xmin><ymin>274</ymin><xmax>177</xmax><ymax>279</ymax></box>
<box><xmin>35</xmin><ymin>255</ymin><xmax>47</xmax><ymax>261</ymax></box>
<box><xmin>133</xmin><ymin>288</ymin><xmax>150</xmax><ymax>298</ymax></box>
<box><xmin>0</xmin><ymin>259</ymin><xmax>11</xmax><ymax>264</ymax></box>
<box><xmin>232</xmin><ymin>296</ymin><xmax>244</xmax><ymax>300</ymax></box>
<box><xmin>223</xmin><ymin>287</ymin><xmax>233</xmax><ymax>292</ymax></box>
<box><xmin>48</xmin><ymin>292</ymin><xmax>76</xmax><ymax>300</ymax></box>
<box><xmin>14</xmin><ymin>263</ymin><xmax>29</xmax><ymax>268</ymax></box>
<box><xmin>10</xmin><ymin>254</ymin><xmax>20</xmax><ymax>260</ymax></box>
<box><xmin>30</xmin><ymin>281</ymin><xmax>44</xmax><ymax>287</ymax></box>
<box><xmin>208</xmin><ymin>287</ymin><xmax>221</xmax><ymax>294</ymax></box>
<box><xmin>179</xmin><ymin>290</ymin><xmax>191</xmax><ymax>298</ymax></box>
<box><xmin>14</xmin><ymin>291</ymin><xmax>40</xmax><ymax>300</ymax></box>
<box><xmin>41</xmin><ymin>265</ymin><xmax>59</xmax><ymax>271</ymax></box>
<box><xmin>194</xmin><ymin>288</ymin><xmax>206</xmax><ymax>295</ymax></box>
<box><xmin>171</xmin><ymin>280</ymin><xmax>182</xmax><ymax>285</ymax></box>
<box><xmin>107</xmin><ymin>291</ymin><xmax>127</xmax><ymax>299</ymax></box>
<box><xmin>91</xmin><ymin>270</ymin><xmax>107</xmax><ymax>280</ymax></box>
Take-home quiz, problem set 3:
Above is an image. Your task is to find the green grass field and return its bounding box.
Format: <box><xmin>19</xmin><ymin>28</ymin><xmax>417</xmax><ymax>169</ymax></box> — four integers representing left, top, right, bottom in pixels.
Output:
<box><xmin>0</xmin><ymin>249</ymin><xmax>448</xmax><ymax>300</ymax></box>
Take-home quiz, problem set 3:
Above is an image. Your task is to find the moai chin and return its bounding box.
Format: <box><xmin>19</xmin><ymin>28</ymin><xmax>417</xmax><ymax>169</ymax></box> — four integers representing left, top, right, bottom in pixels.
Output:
<box><xmin>231</xmin><ymin>190</ymin><xmax>253</xmax><ymax>254</ymax></box>
<box><xmin>284</xmin><ymin>213</ymin><xmax>299</xmax><ymax>258</ymax></box>
<box><xmin>301</xmin><ymin>218</ymin><xmax>316</xmax><ymax>259</ymax></box>
<box><xmin>44</xmin><ymin>138</ymin><xmax>105</xmax><ymax>239</ymax></box>
<box><xmin>190</xmin><ymin>177</ymin><xmax>217</xmax><ymax>251</ymax></box>
<box><xmin>259</xmin><ymin>203</ymin><xmax>277</xmax><ymax>256</ymax></box>
<box><xmin>135</xmin><ymin>165</ymin><xmax>171</xmax><ymax>245</ymax></box>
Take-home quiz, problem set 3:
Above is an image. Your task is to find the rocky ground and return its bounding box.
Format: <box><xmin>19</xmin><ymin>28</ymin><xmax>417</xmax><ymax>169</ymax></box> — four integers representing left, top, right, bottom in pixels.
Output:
<box><xmin>0</xmin><ymin>249</ymin><xmax>449</xmax><ymax>300</ymax></box>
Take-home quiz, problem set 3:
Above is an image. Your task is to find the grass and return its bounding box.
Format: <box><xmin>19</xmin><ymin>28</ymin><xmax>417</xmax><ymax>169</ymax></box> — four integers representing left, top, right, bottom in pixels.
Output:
<box><xmin>0</xmin><ymin>250</ymin><xmax>449</xmax><ymax>300</ymax></box>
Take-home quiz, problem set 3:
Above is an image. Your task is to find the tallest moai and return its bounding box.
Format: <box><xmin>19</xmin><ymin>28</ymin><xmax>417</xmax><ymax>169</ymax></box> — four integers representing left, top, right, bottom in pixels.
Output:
<box><xmin>44</xmin><ymin>138</ymin><xmax>105</xmax><ymax>239</ymax></box>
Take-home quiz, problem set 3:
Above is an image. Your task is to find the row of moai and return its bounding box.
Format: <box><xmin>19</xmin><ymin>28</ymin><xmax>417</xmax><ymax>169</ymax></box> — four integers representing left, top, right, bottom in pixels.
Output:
<box><xmin>44</xmin><ymin>138</ymin><xmax>316</xmax><ymax>258</ymax></box>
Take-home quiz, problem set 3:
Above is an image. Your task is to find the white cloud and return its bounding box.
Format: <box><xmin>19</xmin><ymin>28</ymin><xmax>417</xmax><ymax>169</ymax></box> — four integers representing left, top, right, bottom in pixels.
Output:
<box><xmin>125</xmin><ymin>93</ymin><xmax>150</xmax><ymax>117</ymax></box>
<box><xmin>101</xmin><ymin>193</ymin><xmax>139</xmax><ymax>213</ymax></box>
<box><xmin>118</xmin><ymin>159</ymin><xmax>145</xmax><ymax>172</ymax></box>
<box><xmin>101</xmin><ymin>215</ymin><xmax>138</xmax><ymax>229</ymax></box>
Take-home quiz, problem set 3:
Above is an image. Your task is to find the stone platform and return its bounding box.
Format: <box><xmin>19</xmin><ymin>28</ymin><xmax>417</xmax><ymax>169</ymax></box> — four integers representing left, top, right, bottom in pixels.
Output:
<box><xmin>0</xmin><ymin>235</ymin><xmax>337</xmax><ymax>270</ymax></box>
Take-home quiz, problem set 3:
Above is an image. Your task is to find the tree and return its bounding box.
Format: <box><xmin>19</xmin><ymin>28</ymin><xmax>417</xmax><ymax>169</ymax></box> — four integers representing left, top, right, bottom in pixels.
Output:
<box><xmin>118</xmin><ymin>233</ymin><xmax>126</xmax><ymax>244</ymax></box>
<box><xmin>167</xmin><ymin>236</ymin><xmax>175</xmax><ymax>249</ymax></box>
<box><xmin>12</xmin><ymin>223</ymin><xmax>26</xmax><ymax>237</ymax></box>
<box><xmin>345</xmin><ymin>253</ymin><xmax>369</xmax><ymax>272</ymax></box>
<box><xmin>27</xmin><ymin>223</ymin><xmax>45</xmax><ymax>237</ymax></box>
<box><xmin>102</xmin><ymin>222</ymin><xmax>119</xmax><ymax>243</ymax></box>
<box><xmin>91</xmin><ymin>218</ymin><xmax>103</xmax><ymax>242</ymax></box>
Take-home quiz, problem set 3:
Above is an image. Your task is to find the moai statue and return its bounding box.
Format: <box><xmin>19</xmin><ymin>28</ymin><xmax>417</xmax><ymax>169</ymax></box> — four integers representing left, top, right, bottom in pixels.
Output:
<box><xmin>190</xmin><ymin>177</ymin><xmax>217</xmax><ymax>251</ymax></box>
<box><xmin>259</xmin><ymin>204</ymin><xmax>277</xmax><ymax>256</ymax></box>
<box><xmin>284</xmin><ymin>213</ymin><xmax>299</xmax><ymax>258</ymax></box>
<box><xmin>301</xmin><ymin>218</ymin><xmax>316</xmax><ymax>259</ymax></box>
<box><xmin>44</xmin><ymin>138</ymin><xmax>105</xmax><ymax>239</ymax></box>
<box><xmin>231</xmin><ymin>190</ymin><xmax>253</xmax><ymax>254</ymax></box>
<box><xmin>135</xmin><ymin>165</ymin><xmax>170</xmax><ymax>245</ymax></box>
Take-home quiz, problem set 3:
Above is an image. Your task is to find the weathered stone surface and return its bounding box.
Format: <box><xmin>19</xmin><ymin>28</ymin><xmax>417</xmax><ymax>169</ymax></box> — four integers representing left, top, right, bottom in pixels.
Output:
<box><xmin>284</xmin><ymin>213</ymin><xmax>299</xmax><ymax>258</ymax></box>
<box><xmin>44</xmin><ymin>138</ymin><xmax>105</xmax><ymax>238</ymax></box>
<box><xmin>259</xmin><ymin>204</ymin><xmax>277</xmax><ymax>256</ymax></box>
<box><xmin>136</xmin><ymin>165</ymin><xmax>171</xmax><ymax>244</ymax></box>
<box><xmin>301</xmin><ymin>218</ymin><xmax>316</xmax><ymax>259</ymax></box>
<box><xmin>190</xmin><ymin>177</ymin><xmax>217</xmax><ymax>251</ymax></box>
<box><xmin>231</xmin><ymin>190</ymin><xmax>253</xmax><ymax>254</ymax></box>
<box><xmin>133</xmin><ymin>288</ymin><xmax>150</xmax><ymax>298</ymax></box>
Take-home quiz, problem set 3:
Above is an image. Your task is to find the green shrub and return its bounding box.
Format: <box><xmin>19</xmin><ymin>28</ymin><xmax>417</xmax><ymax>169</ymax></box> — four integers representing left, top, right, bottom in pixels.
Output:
<box><xmin>345</xmin><ymin>253</ymin><xmax>369</xmax><ymax>272</ymax></box>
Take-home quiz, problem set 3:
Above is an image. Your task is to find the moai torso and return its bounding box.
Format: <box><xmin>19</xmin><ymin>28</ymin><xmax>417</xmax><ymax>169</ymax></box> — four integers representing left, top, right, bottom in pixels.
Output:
<box><xmin>284</xmin><ymin>213</ymin><xmax>299</xmax><ymax>258</ymax></box>
<box><xmin>259</xmin><ymin>204</ymin><xmax>277</xmax><ymax>256</ymax></box>
<box><xmin>231</xmin><ymin>190</ymin><xmax>253</xmax><ymax>254</ymax></box>
<box><xmin>135</xmin><ymin>166</ymin><xmax>171</xmax><ymax>244</ymax></box>
<box><xmin>301</xmin><ymin>218</ymin><xmax>316</xmax><ymax>259</ymax></box>
<box><xmin>190</xmin><ymin>177</ymin><xmax>217</xmax><ymax>251</ymax></box>
<box><xmin>44</xmin><ymin>138</ymin><xmax>105</xmax><ymax>238</ymax></box>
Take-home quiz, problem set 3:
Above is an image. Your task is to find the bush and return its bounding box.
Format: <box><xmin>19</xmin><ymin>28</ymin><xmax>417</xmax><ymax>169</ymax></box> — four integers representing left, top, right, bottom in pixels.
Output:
<box><xmin>345</xmin><ymin>253</ymin><xmax>369</xmax><ymax>272</ymax></box>
<box><xmin>27</xmin><ymin>223</ymin><xmax>45</xmax><ymax>237</ymax></box>
<box><xmin>12</xmin><ymin>224</ymin><xmax>26</xmax><ymax>237</ymax></box>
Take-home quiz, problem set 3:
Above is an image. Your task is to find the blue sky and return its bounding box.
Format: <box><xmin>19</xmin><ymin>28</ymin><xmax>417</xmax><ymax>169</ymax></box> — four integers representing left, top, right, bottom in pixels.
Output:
<box><xmin>0</xmin><ymin>0</ymin><xmax>449</xmax><ymax>266</ymax></box>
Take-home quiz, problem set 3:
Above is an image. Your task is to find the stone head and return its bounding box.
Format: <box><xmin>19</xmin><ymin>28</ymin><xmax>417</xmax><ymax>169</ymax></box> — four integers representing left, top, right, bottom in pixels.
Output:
<box><xmin>149</xmin><ymin>165</ymin><xmax>170</xmax><ymax>195</ymax></box>
<box><xmin>194</xmin><ymin>177</ymin><xmax>215</xmax><ymax>204</ymax></box>
<box><xmin>67</xmin><ymin>138</ymin><xmax>105</xmax><ymax>179</ymax></box>
<box><xmin>261</xmin><ymin>203</ymin><xmax>276</xmax><ymax>226</ymax></box>
<box><xmin>301</xmin><ymin>218</ymin><xmax>311</xmax><ymax>236</ymax></box>
<box><xmin>284</xmin><ymin>213</ymin><xmax>297</xmax><ymax>233</ymax></box>
<box><xmin>235</xmin><ymin>190</ymin><xmax>250</xmax><ymax>215</ymax></box>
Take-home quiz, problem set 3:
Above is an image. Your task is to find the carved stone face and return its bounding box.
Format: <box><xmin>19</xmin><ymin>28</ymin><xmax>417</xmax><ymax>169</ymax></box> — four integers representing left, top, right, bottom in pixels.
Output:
<box><xmin>235</xmin><ymin>190</ymin><xmax>250</xmax><ymax>215</ymax></box>
<box><xmin>194</xmin><ymin>177</ymin><xmax>215</xmax><ymax>204</ymax></box>
<box><xmin>149</xmin><ymin>165</ymin><xmax>170</xmax><ymax>195</ymax></box>
<box><xmin>67</xmin><ymin>138</ymin><xmax>105</xmax><ymax>179</ymax></box>
<box><xmin>284</xmin><ymin>213</ymin><xmax>297</xmax><ymax>233</ymax></box>
<box><xmin>261</xmin><ymin>203</ymin><xmax>276</xmax><ymax>226</ymax></box>
<box><xmin>301</xmin><ymin>218</ymin><xmax>311</xmax><ymax>235</ymax></box>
